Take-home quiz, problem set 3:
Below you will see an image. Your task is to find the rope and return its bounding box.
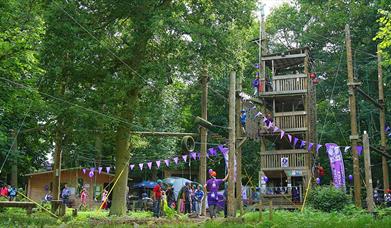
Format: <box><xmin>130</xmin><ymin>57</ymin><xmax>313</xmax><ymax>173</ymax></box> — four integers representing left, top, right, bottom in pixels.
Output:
<box><xmin>301</xmin><ymin>176</ymin><xmax>312</xmax><ymax>212</ymax></box>
<box><xmin>97</xmin><ymin>165</ymin><xmax>126</xmax><ymax>211</ymax></box>
<box><xmin>17</xmin><ymin>191</ymin><xmax>59</xmax><ymax>218</ymax></box>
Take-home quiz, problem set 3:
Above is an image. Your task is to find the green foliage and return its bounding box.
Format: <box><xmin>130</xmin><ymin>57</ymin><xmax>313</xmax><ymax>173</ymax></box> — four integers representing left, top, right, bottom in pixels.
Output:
<box><xmin>308</xmin><ymin>186</ymin><xmax>350</xmax><ymax>212</ymax></box>
<box><xmin>375</xmin><ymin>10</ymin><xmax>391</xmax><ymax>65</ymax></box>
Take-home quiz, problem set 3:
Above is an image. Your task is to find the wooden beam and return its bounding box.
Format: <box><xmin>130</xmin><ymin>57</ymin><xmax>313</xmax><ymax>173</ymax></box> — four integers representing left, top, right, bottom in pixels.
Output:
<box><xmin>261</xmin><ymin>53</ymin><xmax>306</xmax><ymax>61</ymax></box>
<box><xmin>363</xmin><ymin>131</ymin><xmax>374</xmax><ymax>212</ymax></box>
<box><xmin>356</xmin><ymin>88</ymin><xmax>383</xmax><ymax>109</ymax></box>
<box><xmin>369</xmin><ymin>146</ymin><xmax>391</xmax><ymax>159</ymax></box>
<box><xmin>227</xmin><ymin>71</ymin><xmax>236</xmax><ymax>217</ymax></box>
<box><xmin>129</xmin><ymin>131</ymin><xmax>198</xmax><ymax>137</ymax></box>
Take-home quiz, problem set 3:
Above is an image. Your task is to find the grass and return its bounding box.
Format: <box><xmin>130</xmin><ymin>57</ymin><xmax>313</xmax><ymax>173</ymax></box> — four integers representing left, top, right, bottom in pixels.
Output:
<box><xmin>1</xmin><ymin>206</ymin><xmax>391</xmax><ymax>227</ymax></box>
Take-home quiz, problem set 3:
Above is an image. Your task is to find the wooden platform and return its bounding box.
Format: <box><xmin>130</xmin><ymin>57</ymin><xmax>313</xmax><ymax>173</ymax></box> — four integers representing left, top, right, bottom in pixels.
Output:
<box><xmin>0</xmin><ymin>201</ymin><xmax>36</xmax><ymax>214</ymax></box>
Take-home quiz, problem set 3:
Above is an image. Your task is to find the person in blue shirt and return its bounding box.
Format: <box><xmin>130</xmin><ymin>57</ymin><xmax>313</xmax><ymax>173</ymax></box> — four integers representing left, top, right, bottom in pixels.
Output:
<box><xmin>194</xmin><ymin>185</ymin><xmax>204</xmax><ymax>216</ymax></box>
<box><xmin>240</xmin><ymin>110</ymin><xmax>246</xmax><ymax>128</ymax></box>
<box><xmin>61</xmin><ymin>184</ymin><xmax>71</xmax><ymax>206</ymax></box>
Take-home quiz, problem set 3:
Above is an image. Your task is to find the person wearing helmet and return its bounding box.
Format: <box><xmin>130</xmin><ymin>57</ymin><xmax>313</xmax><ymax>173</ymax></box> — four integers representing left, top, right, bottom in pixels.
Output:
<box><xmin>204</xmin><ymin>169</ymin><xmax>228</xmax><ymax>218</ymax></box>
<box><xmin>153</xmin><ymin>179</ymin><xmax>163</xmax><ymax>217</ymax></box>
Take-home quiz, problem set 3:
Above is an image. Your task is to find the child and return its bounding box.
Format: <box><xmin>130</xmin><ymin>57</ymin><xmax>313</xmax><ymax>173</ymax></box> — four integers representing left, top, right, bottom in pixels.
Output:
<box><xmin>80</xmin><ymin>188</ymin><xmax>88</xmax><ymax>209</ymax></box>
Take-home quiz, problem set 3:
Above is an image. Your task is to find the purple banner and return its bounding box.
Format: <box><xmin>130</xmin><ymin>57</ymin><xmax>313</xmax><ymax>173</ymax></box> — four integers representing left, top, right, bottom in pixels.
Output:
<box><xmin>326</xmin><ymin>143</ymin><xmax>346</xmax><ymax>189</ymax></box>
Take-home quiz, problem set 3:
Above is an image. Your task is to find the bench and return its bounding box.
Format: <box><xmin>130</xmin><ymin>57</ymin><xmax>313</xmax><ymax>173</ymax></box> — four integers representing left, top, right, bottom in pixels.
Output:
<box><xmin>0</xmin><ymin>201</ymin><xmax>37</xmax><ymax>214</ymax></box>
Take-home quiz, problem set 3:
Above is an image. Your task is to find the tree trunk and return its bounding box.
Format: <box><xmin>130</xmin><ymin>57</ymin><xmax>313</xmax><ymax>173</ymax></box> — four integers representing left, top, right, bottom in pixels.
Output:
<box><xmin>110</xmin><ymin>126</ymin><xmax>131</xmax><ymax>216</ymax></box>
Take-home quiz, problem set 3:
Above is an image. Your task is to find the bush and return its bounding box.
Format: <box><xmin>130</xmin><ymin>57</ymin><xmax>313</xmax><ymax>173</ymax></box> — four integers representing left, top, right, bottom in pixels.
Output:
<box><xmin>307</xmin><ymin>186</ymin><xmax>350</xmax><ymax>212</ymax></box>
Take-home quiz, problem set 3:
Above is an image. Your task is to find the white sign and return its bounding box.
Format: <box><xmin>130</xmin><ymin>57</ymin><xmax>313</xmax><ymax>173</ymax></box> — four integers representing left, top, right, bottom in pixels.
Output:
<box><xmin>281</xmin><ymin>157</ymin><xmax>289</xmax><ymax>167</ymax></box>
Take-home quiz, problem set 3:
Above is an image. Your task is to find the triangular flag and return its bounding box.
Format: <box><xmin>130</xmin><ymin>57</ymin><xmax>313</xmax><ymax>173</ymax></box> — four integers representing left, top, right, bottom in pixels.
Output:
<box><xmin>156</xmin><ymin>160</ymin><xmax>161</xmax><ymax>168</ymax></box>
<box><xmin>190</xmin><ymin>152</ymin><xmax>196</xmax><ymax>160</ymax></box>
<box><xmin>316</xmin><ymin>144</ymin><xmax>322</xmax><ymax>153</ymax></box>
<box><xmin>280</xmin><ymin>130</ymin><xmax>285</xmax><ymax>139</ymax></box>
<box><xmin>208</xmin><ymin>148</ymin><xmax>217</xmax><ymax>156</ymax></box>
<box><xmin>130</xmin><ymin>164</ymin><xmax>135</xmax><ymax>170</ymax></box>
<box><xmin>263</xmin><ymin>117</ymin><xmax>267</xmax><ymax>123</ymax></box>
<box><xmin>293</xmin><ymin>137</ymin><xmax>299</xmax><ymax>146</ymax></box>
<box><xmin>344</xmin><ymin>146</ymin><xmax>351</xmax><ymax>153</ymax></box>
<box><xmin>255</xmin><ymin>112</ymin><xmax>262</xmax><ymax>118</ymax></box>
<box><xmin>218</xmin><ymin>145</ymin><xmax>229</xmax><ymax>154</ymax></box>
<box><xmin>288</xmin><ymin>134</ymin><xmax>292</xmax><ymax>142</ymax></box>
<box><xmin>356</xmin><ymin>146</ymin><xmax>363</xmax><ymax>156</ymax></box>
<box><xmin>300</xmin><ymin>140</ymin><xmax>306</xmax><ymax>148</ymax></box>
<box><xmin>82</xmin><ymin>168</ymin><xmax>86</xmax><ymax>174</ymax></box>
<box><xmin>139</xmin><ymin>163</ymin><xmax>144</xmax><ymax>171</ymax></box>
<box><xmin>273</xmin><ymin>127</ymin><xmax>279</xmax><ymax>133</ymax></box>
<box><xmin>308</xmin><ymin>143</ymin><xmax>314</xmax><ymax>151</ymax></box>
<box><xmin>89</xmin><ymin>170</ymin><xmax>94</xmax><ymax>178</ymax></box>
<box><xmin>164</xmin><ymin>159</ymin><xmax>170</xmax><ymax>167</ymax></box>
<box><xmin>98</xmin><ymin>167</ymin><xmax>102</xmax><ymax>174</ymax></box>
<box><xmin>147</xmin><ymin>162</ymin><xmax>152</xmax><ymax>170</ymax></box>
<box><xmin>385</xmin><ymin>126</ymin><xmax>390</xmax><ymax>132</ymax></box>
<box><xmin>106</xmin><ymin>167</ymin><xmax>110</xmax><ymax>173</ymax></box>
<box><xmin>90</xmin><ymin>167</ymin><xmax>95</xmax><ymax>172</ymax></box>
<box><xmin>182</xmin><ymin>155</ymin><xmax>188</xmax><ymax>162</ymax></box>
<box><xmin>173</xmin><ymin>157</ymin><xmax>179</xmax><ymax>164</ymax></box>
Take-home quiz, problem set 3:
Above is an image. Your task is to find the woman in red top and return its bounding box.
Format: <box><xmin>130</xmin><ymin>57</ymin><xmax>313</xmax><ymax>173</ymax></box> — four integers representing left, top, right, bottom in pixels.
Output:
<box><xmin>152</xmin><ymin>180</ymin><xmax>163</xmax><ymax>217</ymax></box>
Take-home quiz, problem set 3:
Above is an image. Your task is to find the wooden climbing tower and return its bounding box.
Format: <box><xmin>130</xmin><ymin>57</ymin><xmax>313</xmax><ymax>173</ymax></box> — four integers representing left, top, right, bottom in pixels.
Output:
<box><xmin>257</xmin><ymin>47</ymin><xmax>316</xmax><ymax>208</ymax></box>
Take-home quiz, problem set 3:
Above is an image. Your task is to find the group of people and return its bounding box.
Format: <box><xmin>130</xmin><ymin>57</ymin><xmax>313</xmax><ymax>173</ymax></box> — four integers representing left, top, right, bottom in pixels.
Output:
<box><xmin>374</xmin><ymin>188</ymin><xmax>391</xmax><ymax>207</ymax></box>
<box><xmin>181</xmin><ymin>182</ymin><xmax>204</xmax><ymax>215</ymax></box>
<box><xmin>0</xmin><ymin>184</ymin><xmax>17</xmax><ymax>201</ymax></box>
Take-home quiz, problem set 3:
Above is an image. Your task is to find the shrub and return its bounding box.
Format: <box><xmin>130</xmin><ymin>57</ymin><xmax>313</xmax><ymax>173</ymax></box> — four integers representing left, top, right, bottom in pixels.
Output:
<box><xmin>307</xmin><ymin>186</ymin><xmax>350</xmax><ymax>212</ymax></box>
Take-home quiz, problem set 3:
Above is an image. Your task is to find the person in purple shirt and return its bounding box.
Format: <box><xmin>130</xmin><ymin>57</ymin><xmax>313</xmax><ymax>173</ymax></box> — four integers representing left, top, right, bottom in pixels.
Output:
<box><xmin>204</xmin><ymin>170</ymin><xmax>228</xmax><ymax>218</ymax></box>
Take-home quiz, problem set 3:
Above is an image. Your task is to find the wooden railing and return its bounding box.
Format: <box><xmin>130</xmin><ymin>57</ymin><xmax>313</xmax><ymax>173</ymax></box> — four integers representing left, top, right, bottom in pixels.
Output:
<box><xmin>261</xmin><ymin>74</ymin><xmax>307</xmax><ymax>95</ymax></box>
<box><xmin>274</xmin><ymin>111</ymin><xmax>307</xmax><ymax>131</ymax></box>
<box><xmin>261</xmin><ymin>150</ymin><xmax>307</xmax><ymax>170</ymax></box>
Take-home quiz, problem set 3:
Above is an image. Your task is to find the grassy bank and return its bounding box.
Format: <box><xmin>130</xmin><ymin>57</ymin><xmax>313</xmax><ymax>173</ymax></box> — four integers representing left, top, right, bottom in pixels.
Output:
<box><xmin>1</xmin><ymin>206</ymin><xmax>391</xmax><ymax>227</ymax></box>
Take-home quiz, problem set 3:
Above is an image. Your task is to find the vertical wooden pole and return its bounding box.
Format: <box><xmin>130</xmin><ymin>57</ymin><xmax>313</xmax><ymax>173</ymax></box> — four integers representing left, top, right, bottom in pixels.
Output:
<box><xmin>304</xmin><ymin>48</ymin><xmax>312</xmax><ymax>189</ymax></box>
<box><xmin>228</xmin><ymin>71</ymin><xmax>236</xmax><ymax>217</ymax></box>
<box><xmin>51</xmin><ymin>127</ymin><xmax>63</xmax><ymax>213</ymax></box>
<box><xmin>200</xmin><ymin>68</ymin><xmax>208</xmax><ymax>216</ymax></box>
<box><xmin>345</xmin><ymin>24</ymin><xmax>361</xmax><ymax>207</ymax></box>
<box><xmin>377</xmin><ymin>48</ymin><xmax>389</xmax><ymax>192</ymax></box>
<box><xmin>235</xmin><ymin>71</ymin><xmax>243</xmax><ymax>216</ymax></box>
<box><xmin>363</xmin><ymin>131</ymin><xmax>374</xmax><ymax>212</ymax></box>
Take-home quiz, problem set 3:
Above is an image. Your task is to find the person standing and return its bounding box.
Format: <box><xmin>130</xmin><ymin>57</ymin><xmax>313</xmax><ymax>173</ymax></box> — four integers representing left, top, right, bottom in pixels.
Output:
<box><xmin>80</xmin><ymin>188</ymin><xmax>88</xmax><ymax>209</ymax></box>
<box><xmin>8</xmin><ymin>186</ymin><xmax>17</xmax><ymax>201</ymax></box>
<box><xmin>182</xmin><ymin>182</ymin><xmax>192</xmax><ymax>214</ymax></box>
<box><xmin>385</xmin><ymin>189</ymin><xmax>391</xmax><ymax>207</ymax></box>
<box><xmin>194</xmin><ymin>185</ymin><xmax>204</xmax><ymax>216</ymax></box>
<box><xmin>204</xmin><ymin>170</ymin><xmax>228</xmax><ymax>219</ymax></box>
<box><xmin>316</xmin><ymin>163</ymin><xmax>324</xmax><ymax>184</ymax></box>
<box><xmin>101</xmin><ymin>189</ymin><xmax>108</xmax><ymax>209</ymax></box>
<box><xmin>166</xmin><ymin>183</ymin><xmax>176</xmax><ymax>209</ymax></box>
<box><xmin>152</xmin><ymin>179</ymin><xmax>163</xmax><ymax>217</ymax></box>
<box><xmin>61</xmin><ymin>184</ymin><xmax>71</xmax><ymax>206</ymax></box>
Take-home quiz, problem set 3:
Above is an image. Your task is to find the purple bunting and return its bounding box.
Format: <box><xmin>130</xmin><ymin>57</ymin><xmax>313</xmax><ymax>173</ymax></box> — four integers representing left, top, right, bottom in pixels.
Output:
<box><xmin>173</xmin><ymin>157</ymin><xmax>179</xmax><ymax>164</ymax></box>
<box><xmin>130</xmin><ymin>164</ymin><xmax>135</xmax><ymax>170</ymax></box>
<box><xmin>164</xmin><ymin>159</ymin><xmax>170</xmax><ymax>167</ymax></box>
<box><xmin>89</xmin><ymin>170</ymin><xmax>94</xmax><ymax>178</ymax></box>
<box><xmin>106</xmin><ymin>167</ymin><xmax>110</xmax><ymax>173</ymax></box>
<box><xmin>98</xmin><ymin>167</ymin><xmax>102</xmax><ymax>174</ymax></box>
<box><xmin>280</xmin><ymin>130</ymin><xmax>285</xmax><ymax>139</ymax></box>
<box><xmin>356</xmin><ymin>146</ymin><xmax>363</xmax><ymax>156</ymax></box>
<box><xmin>82</xmin><ymin>168</ymin><xmax>86</xmax><ymax>174</ymax></box>
<box><xmin>196</xmin><ymin>152</ymin><xmax>200</xmax><ymax>159</ymax></box>
<box><xmin>385</xmin><ymin>126</ymin><xmax>390</xmax><ymax>132</ymax></box>
<box><xmin>308</xmin><ymin>143</ymin><xmax>314</xmax><ymax>152</ymax></box>
<box><xmin>182</xmin><ymin>155</ymin><xmax>188</xmax><ymax>162</ymax></box>
<box><xmin>316</xmin><ymin>144</ymin><xmax>322</xmax><ymax>153</ymax></box>
<box><xmin>208</xmin><ymin>148</ymin><xmax>217</xmax><ymax>156</ymax></box>
<box><xmin>288</xmin><ymin>134</ymin><xmax>292</xmax><ymax>143</ymax></box>
<box><xmin>147</xmin><ymin>162</ymin><xmax>152</xmax><ymax>170</ymax></box>
<box><xmin>263</xmin><ymin>117</ymin><xmax>267</xmax><ymax>123</ymax></box>
<box><xmin>273</xmin><ymin>127</ymin><xmax>279</xmax><ymax>133</ymax></box>
<box><xmin>139</xmin><ymin>163</ymin><xmax>144</xmax><ymax>171</ymax></box>
<box><xmin>300</xmin><ymin>140</ymin><xmax>306</xmax><ymax>148</ymax></box>
<box><xmin>344</xmin><ymin>146</ymin><xmax>351</xmax><ymax>153</ymax></box>
<box><xmin>90</xmin><ymin>167</ymin><xmax>95</xmax><ymax>172</ymax></box>
<box><xmin>255</xmin><ymin>112</ymin><xmax>262</xmax><ymax>118</ymax></box>
<box><xmin>293</xmin><ymin>137</ymin><xmax>299</xmax><ymax>146</ymax></box>
<box><xmin>156</xmin><ymin>160</ymin><xmax>161</xmax><ymax>168</ymax></box>
<box><xmin>190</xmin><ymin>152</ymin><xmax>196</xmax><ymax>160</ymax></box>
<box><xmin>218</xmin><ymin>145</ymin><xmax>229</xmax><ymax>154</ymax></box>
